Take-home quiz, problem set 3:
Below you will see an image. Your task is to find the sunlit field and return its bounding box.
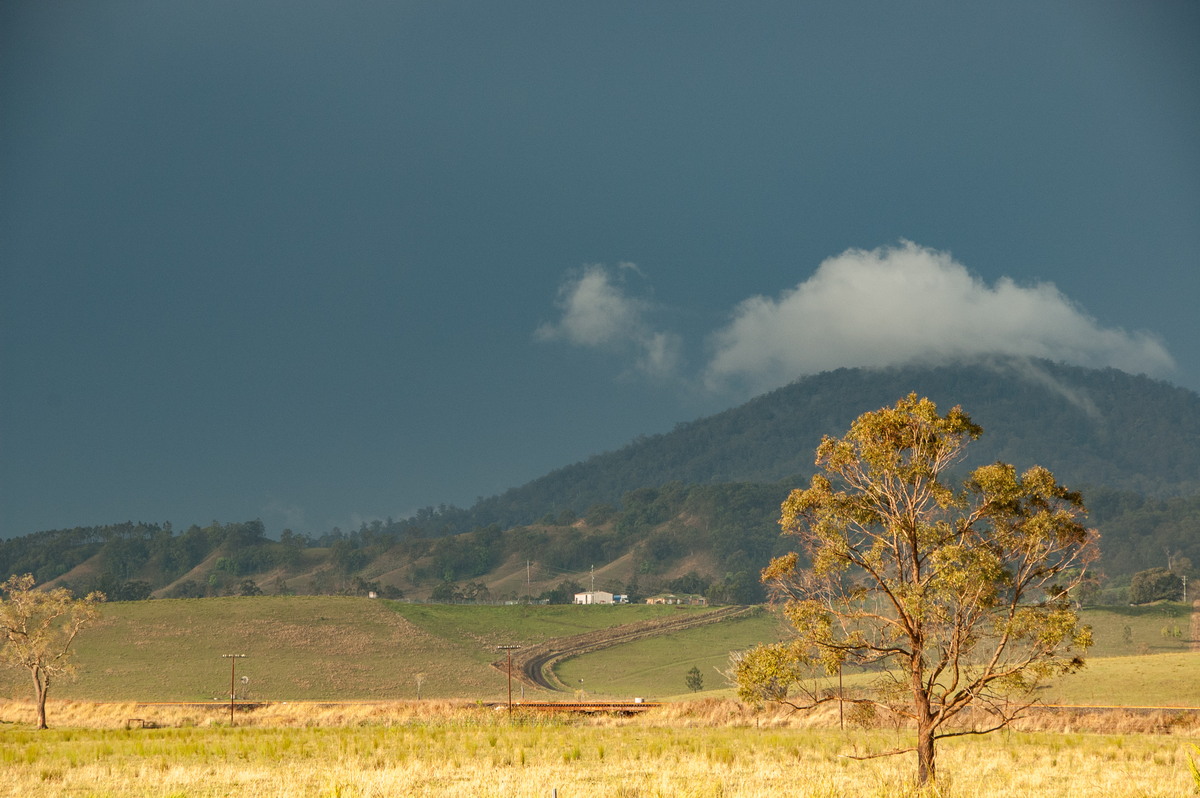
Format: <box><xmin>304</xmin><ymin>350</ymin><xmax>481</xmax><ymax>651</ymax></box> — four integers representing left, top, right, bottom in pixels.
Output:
<box><xmin>2</xmin><ymin>600</ymin><xmax>1199</xmax><ymax>796</ymax></box>
<box><xmin>1</xmin><ymin>700</ymin><xmax>1196</xmax><ymax>798</ymax></box>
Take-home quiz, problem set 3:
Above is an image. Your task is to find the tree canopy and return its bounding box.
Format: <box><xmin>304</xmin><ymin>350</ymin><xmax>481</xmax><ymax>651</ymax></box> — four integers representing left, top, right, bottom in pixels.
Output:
<box><xmin>735</xmin><ymin>394</ymin><xmax>1098</xmax><ymax>785</ymax></box>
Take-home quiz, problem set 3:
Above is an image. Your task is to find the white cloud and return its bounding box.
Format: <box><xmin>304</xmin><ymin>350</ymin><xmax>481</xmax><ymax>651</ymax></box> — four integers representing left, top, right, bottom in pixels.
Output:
<box><xmin>538</xmin><ymin>244</ymin><xmax>1175</xmax><ymax>396</ymax></box>
<box><xmin>703</xmin><ymin>241</ymin><xmax>1175</xmax><ymax>394</ymax></box>
<box><xmin>536</xmin><ymin>263</ymin><xmax>681</xmax><ymax>378</ymax></box>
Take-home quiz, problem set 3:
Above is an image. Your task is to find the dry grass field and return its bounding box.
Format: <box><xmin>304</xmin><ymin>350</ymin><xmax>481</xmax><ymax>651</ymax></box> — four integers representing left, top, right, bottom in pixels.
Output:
<box><xmin>1</xmin><ymin>700</ymin><xmax>1197</xmax><ymax>797</ymax></box>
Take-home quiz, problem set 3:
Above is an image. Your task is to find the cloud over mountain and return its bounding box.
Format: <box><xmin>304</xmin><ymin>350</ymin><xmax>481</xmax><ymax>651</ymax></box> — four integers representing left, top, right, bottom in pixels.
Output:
<box><xmin>703</xmin><ymin>242</ymin><xmax>1174</xmax><ymax>393</ymax></box>
<box><xmin>540</xmin><ymin>243</ymin><xmax>1176</xmax><ymax>396</ymax></box>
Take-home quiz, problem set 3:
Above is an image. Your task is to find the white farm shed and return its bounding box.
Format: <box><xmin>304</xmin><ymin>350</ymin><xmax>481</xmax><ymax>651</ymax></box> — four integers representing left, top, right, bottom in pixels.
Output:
<box><xmin>573</xmin><ymin>590</ymin><xmax>615</xmax><ymax>605</ymax></box>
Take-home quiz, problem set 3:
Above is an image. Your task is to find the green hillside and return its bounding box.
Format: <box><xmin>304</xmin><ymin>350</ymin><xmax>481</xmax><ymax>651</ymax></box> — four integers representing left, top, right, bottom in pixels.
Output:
<box><xmin>0</xmin><ymin>597</ymin><xmax>709</xmax><ymax>702</ymax></box>
<box><xmin>465</xmin><ymin>359</ymin><xmax>1200</xmax><ymax>531</ymax></box>
<box><xmin>0</xmin><ymin>598</ymin><xmax>1194</xmax><ymax>708</ymax></box>
<box><xmin>547</xmin><ymin>603</ymin><xmax>1196</xmax><ymax>702</ymax></box>
<box><xmin>555</xmin><ymin>609</ymin><xmax>790</xmax><ymax>698</ymax></box>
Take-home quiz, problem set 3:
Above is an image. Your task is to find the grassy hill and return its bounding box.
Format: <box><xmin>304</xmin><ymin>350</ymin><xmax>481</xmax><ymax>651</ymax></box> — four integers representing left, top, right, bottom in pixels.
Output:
<box><xmin>555</xmin><ymin>609</ymin><xmax>789</xmax><ymax>698</ymax></box>
<box><xmin>0</xmin><ymin>598</ymin><xmax>1195</xmax><ymax>708</ymax></box>
<box><xmin>556</xmin><ymin>602</ymin><xmax>1197</xmax><ymax>702</ymax></box>
<box><xmin>0</xmin><ymin>597</ymin><xmax>714</xmax><ymax>702</ymax></box>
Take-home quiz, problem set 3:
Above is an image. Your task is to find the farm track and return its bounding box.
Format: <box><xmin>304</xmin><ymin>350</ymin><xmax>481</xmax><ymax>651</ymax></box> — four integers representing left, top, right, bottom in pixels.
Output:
<box><xmin>493</xmin><ymin>605</ymin><xmax>756</xmax><ymax>691</ymax></box>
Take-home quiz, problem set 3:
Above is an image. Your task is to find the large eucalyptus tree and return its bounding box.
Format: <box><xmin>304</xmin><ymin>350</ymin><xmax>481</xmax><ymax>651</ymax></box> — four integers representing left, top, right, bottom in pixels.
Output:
<box><xmin>735</xmin><ymin>394</ymin><xmax>1097</xmax><ymax>785</ymax></box>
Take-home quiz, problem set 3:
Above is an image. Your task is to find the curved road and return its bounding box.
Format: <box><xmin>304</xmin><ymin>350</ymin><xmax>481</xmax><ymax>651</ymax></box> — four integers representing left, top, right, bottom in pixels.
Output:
<box><xmin>493</xmin><ymin>605</ymin><xmax>756</xmax><ymax>692</ymax></box>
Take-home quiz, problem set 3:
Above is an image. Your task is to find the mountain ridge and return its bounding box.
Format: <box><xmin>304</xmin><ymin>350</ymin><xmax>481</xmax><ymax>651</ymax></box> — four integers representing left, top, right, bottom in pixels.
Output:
<box><xmin>466</xmin><ymin>357</ymin><xmax>1200</xmax><ymax>531</ymax></box>
<box><xmin>4</xmin><ymin>358</ymin><xmax>1198</xmax><ymax>600</ymax></box>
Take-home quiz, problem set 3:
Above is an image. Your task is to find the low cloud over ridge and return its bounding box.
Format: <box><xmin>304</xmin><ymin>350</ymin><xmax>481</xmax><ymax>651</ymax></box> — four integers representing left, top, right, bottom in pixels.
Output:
<box><xmin>540</xmin><ymin>243</ymin><xmax>1176</xmax><ymax>396</ymax></box>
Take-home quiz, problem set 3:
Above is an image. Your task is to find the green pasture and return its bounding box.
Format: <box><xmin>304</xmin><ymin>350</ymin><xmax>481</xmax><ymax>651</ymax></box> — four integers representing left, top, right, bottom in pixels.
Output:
<box><xmin>0</xmin><ymin>596</ymin><xmax>503</xmax><ymax>702</ymax></box>
<box><xmin>554</xmin><ymin>609</ymin><xmax>789</xmax><ymax>698</ymax></box>
<box><xmin>551</xmin><ymin>603</ymin><xmax>1200</xmax><ymax>704</ymax></box>
<box><xmin>0</xmin><ymin>595</ymin><xmax>492</xmax><ymax>700</ymax></box>
<box><xmin>1039</xmin><ymin>652</ymin><xmax>1200</xmax><ymax>707</ymax></box>
<box><xmin>647</xmin><ymin>652</ymin><xmax>1200</xmax><ymax>708</ymax></box>
<box><xmin>390</xmin><ymin>601</ymin><xmax>708</xmax><ymax>649</ymax></box>
<box><xmin>0</xmin><ymin>597</ymin><xmax>715</xmax><ymax>704</ymax></box>
<box><xmin>1077</xmin><ymin>602</ymin><xmax>1191</xmax><ymax>658</ymax></box>
<box><xmin>0</xmin><ymin>597</ymin><xmax>1195</xmax><ymax>707</ymax></box>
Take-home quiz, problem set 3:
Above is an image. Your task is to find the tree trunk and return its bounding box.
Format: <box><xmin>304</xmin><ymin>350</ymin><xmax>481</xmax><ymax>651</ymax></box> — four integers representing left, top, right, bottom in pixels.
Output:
<box><xmin>32</xmin><ymin>667</ymin><xmax>49</xmax><ymax>730</ymax></box>
<box><xmin>916</xmin><ymin>717</ymin><xmax>937</xmax><ymax>786</ymax></box>
<box><xmin>911</xmin><ymin>658</ymin><xmax>936</xmax><ymax>786</ymax></box>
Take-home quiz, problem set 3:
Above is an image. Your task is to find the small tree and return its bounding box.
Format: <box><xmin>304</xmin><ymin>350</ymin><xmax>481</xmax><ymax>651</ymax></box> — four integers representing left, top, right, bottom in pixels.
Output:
<box><xmin>685</xmin><ymin>665</ymin><xmax>704</xmax><ymax>692</ymax></box>
<box><xmin>430</xmin><ymin>580</ymin><xmax>462</xmax><ymax>602</ymax></box>
<box><xmin>1129</xmin><ymin>568</ymin><xmax>1182</xmax><ymax>604</ymax></box>
<box><xmin>735</xmin><ymin>395</ymin><xmax>1097</xmax><ymax>786</ymax></box>
<box><xmin>0</xmin><ymin>574</ymin><xmax>105</xmax><ymax>729</ymax></box>
<box><xmin>237</xmin><ymin>579</ymin><xmax>263</xmax><ymax>597</ymax></box>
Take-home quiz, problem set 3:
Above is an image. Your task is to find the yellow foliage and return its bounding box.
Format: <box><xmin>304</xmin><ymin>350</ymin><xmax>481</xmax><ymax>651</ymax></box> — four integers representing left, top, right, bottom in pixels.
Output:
<box><xmin>740</xmin><ymin>395</ymin><xmax>1099</xmax><ymax>786</ymax></box>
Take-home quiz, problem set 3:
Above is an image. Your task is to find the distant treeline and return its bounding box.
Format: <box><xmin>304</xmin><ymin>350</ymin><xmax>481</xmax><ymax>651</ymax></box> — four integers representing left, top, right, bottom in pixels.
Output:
<box><xmin>0</xmin><ymin>482</ymin><xmax>792</xmax><ymax>603</ymax></box>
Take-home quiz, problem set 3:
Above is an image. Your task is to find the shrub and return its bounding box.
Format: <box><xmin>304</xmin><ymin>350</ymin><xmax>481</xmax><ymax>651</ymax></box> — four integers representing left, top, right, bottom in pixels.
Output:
<box><xmin>1129</xmin><ymin>568</ymin><xmax>1183</xmax><ymax>604</ymax></box>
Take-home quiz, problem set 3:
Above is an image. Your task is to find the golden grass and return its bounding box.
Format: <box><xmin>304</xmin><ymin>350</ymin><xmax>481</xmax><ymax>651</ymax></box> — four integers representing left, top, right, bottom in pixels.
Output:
<box><xmin>0</xmin><ymin>698</ymin><xmax>479</xmax><ymax>730</ymax></box>
<box><xmin>1</xmin><ymin>699</ymin><xmax>1196</xmax><ymax>797</ymax></box>
<box><xmin>4</xmin><ymin>696</ymin><xmax>1198</xmax><ymax>735</ymax></box>
<box><xmin>2</xmin><ymin>597</ymin><xmax>1197</xmax><ymax>796</ymax></box>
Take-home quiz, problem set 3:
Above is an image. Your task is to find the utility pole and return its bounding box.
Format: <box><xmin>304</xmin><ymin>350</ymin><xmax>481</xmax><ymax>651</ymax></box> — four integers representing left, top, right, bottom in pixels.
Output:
<box><xmin>590</xmin><ymin>564</ymin><xmax>594</xmax><ymax>592</ymax></box>
<box><xmin>497</xmin><ymin>645</ymin><xmax>521</xmax><ymax>717</ymax></box>
<box><xmin>221</xmin><ymin>654</ymin><xmax>247</xmax><ymax>726</ymax></box>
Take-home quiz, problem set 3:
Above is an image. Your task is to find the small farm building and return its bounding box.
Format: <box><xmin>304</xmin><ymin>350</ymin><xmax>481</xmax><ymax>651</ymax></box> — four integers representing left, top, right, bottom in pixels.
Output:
<box><xmin>574</xmin><ymin>591</ymin><xmax>615</xmax><ymax>605</ymax></box>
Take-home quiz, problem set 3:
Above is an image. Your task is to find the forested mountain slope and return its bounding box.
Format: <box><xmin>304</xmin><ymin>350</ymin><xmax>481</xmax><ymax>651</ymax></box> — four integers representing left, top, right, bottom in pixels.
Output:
<box><xmin>3</xmin><ymin>358</ymin><xmax>1198</xmax><ymax>599</ymax></box>
<box><xmin>468</xmin><ymin>358</ymin><xmax>1200</xmax><ymax>531</ymax></box>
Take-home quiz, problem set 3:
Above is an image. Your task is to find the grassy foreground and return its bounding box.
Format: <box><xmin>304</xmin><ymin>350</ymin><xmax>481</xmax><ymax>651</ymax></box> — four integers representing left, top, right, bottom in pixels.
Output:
<box><xmin>0</xmin><ymin>701</ymin><xmax>1195</xmax><ymax>798</ymax></box>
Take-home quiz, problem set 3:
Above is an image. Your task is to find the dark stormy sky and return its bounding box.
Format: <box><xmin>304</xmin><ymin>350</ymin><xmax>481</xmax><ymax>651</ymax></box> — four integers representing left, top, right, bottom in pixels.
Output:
<box><xmin>2</xmin><ymin>2</ymin><xmax>1197</xmax><ymax>538</ymax></box>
